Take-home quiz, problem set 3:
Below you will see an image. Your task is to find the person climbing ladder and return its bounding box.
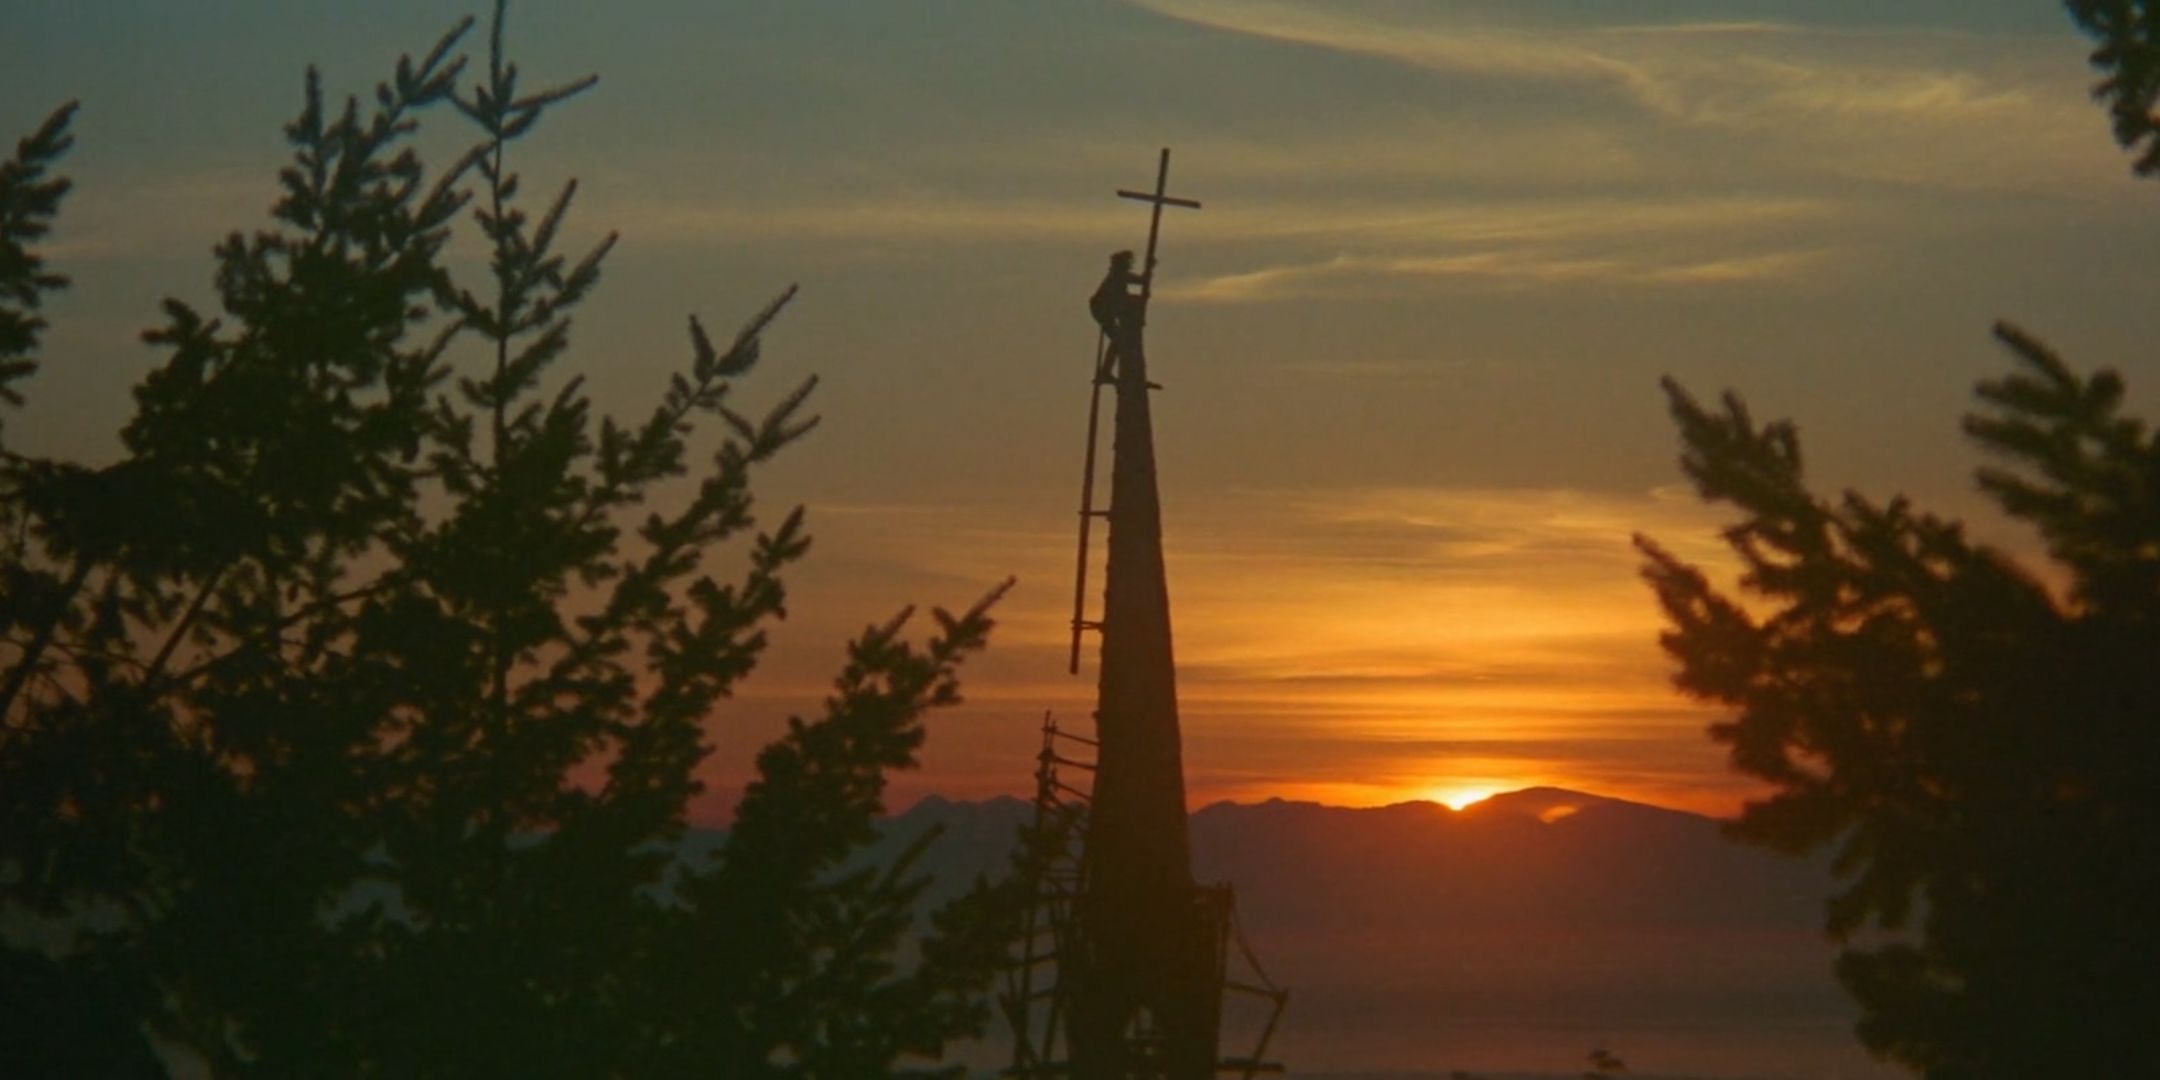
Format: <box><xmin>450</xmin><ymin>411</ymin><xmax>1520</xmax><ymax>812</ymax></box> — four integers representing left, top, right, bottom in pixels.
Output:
<box><xmin>1089</xmin><ymin>249</ymin><xmax>1141</xmax><ymax>379</ymax></box>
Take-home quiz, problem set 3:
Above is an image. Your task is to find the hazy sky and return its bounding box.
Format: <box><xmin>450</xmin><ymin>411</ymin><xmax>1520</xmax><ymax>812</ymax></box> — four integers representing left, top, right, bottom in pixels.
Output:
<box><xmin>8</xmin><ymin>0</ymin><xmax>2159</xmax><ymax>820</ymax></box>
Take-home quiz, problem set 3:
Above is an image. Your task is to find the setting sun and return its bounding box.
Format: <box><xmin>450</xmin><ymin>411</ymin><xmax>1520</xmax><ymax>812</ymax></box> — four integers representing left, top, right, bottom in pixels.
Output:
<box><xmin>1426</xmin><ymin>785</ymin><xmax>1501</xmax><ymax>811</ymax></box>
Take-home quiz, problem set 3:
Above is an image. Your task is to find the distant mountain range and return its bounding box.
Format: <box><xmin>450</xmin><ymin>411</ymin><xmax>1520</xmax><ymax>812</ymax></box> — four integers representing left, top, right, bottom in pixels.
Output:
<box><xmin>839</xmin><ymin>787</ymin><xmax>1902</xmax><ymax>1080</ymax></box>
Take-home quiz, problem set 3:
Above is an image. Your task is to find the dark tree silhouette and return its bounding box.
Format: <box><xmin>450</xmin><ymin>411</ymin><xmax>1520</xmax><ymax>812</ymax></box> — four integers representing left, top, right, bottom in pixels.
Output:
<box><xmin>0</xmin><ymin>6</ymin><xmax>1015</xmax><ymax>1076</ymax></box>
<box><xmin>1636</xmin><ymin>9</ymin><xmax>2160</xmax><ymax>1076</ymax></box>
<box><xmin>1639</xmin><ymin>333</ymin><xmax>2160</xmax><ymax>1077</ymax></box>
<box><xmin>0</xmin><ymin>102</ymin><xmax>71</xmax><ymax>430</ymax></box>
<box><xmin>2067</xmin><ymin>0</ymin><xmax>2160</xmax><ymax>175</ymax></box>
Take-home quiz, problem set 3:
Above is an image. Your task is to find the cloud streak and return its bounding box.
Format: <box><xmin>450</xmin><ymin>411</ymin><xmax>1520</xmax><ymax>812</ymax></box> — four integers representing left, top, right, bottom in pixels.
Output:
<box><xmin>1125</xmin><ymin>0</ymin><xmax>2117</xmax><ymax>197</ymax></box>
<box><xmin>1130</xmin><ymin>0</ymin><xmax>1688</xmax><ymax>118</ymax></box>
<box><xmin>1130</xmin><ymin>0</ymin><xmax>2058</xmax><ymax>129</ymax></box>
<box><xmin>1167</xmin><ymin>247</ymin><xmax>1824</xmax><ymax>302</ymax></box>
<box><xmin>597</xmin><ymin>189</ymin><xmax>1833</xmax><ymax>247</ymax></box>
<box><xmin>778</xmin><ymin>483</ymin><xmax>1751</xmax><ymax>810</ymax></box>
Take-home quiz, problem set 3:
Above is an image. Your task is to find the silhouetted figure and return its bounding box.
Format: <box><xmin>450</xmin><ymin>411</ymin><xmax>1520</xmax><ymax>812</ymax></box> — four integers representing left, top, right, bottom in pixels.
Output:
<box><xmin>1089</xmin><ymin>249</ymin><xmax>1141</xmax><ymax>346</ymax></box>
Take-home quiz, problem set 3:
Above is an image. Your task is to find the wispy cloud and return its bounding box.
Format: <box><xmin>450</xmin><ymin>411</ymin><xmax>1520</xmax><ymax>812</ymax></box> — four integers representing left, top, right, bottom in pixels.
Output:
<box><xmin>1125</xmin><ymin>0</ymin><xmax>2112</xmax><ymax>192</ymax></box>
<box><xmin>1130</xmin><ymin>0</ymin><xmax>2052</xmax><ymax>127</ymax></box>
<box><xmin>594</xmin><ymin>196</ymin><xmax>1134</xmax><ymax>245</ymax></box>
<box><xmin>1638</xmin><ymin>249</ymin><xmax>1825</xmax><ymax>284</ymax></box>
<box><xmin>1593</xmin><ymin>21</ymin><xmax>1811</xmax><ymax>38</ymax></box>
<box><xmin>1243</xmin><ymin>196</ymin><xmax>1836</xmax><ymax>246</ymax></box>
<box><xmin>782</xmin><ymin>483</ymin><xmax>1737</xmax><ymax>667</ymax></box>
<box><xmin>1167</xmin><ymin>246</ymin><xmax>1822</xmax><ymax>301</ymax></box>
<box><xmin>595</xmin><ymin>188</ymin><xmax>1833</xmax><ymax>249</ymax></box>
<box><xmin>1157</xmin><ymin>193</ymin><xmax>1837</xmax><ymax>300</ymax></box>
<box><xmin>1129</xmin><ymin>0</ymin><xmax>1689</xmax><ymax>117</ymax></box>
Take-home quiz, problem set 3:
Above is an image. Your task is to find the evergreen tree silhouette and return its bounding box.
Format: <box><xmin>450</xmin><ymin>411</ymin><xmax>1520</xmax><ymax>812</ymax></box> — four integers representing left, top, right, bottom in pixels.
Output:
<box><xmin>1639</xmin><ymin>331</ymin><xmax>2160</xmax><ymax>1078</ymax></box>
<box><xmin>0</xmin><ymin>6</ymin><xmax>1017</xmax><ymax>1076</ymax></box>
<box><xmin>2067</xmin><ymin>0</ymin><xmax>2160</xmax><ymax>175</ymax></box>
<box><xmin>1636</xmin><ymin>8</ymin><xmax>2160</xmax><ymax>1076</ymax></box>
<box><xmin>1637</xmin><ymin>14</ymin><xmax>2160</xmax><ymax>1072</ymax></box>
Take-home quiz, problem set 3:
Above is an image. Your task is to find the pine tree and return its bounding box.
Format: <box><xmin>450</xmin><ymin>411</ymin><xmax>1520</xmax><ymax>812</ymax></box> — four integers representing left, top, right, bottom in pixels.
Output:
<box><xmin>1638</xmin><ymin>332</ymin><xmax>2160</xmax><ymax>1074</ymax></box>
<box><xmin>2067</xmin><ymin>0</ymin><xmax>2160</xmax><ymax>175</ymax></box>
<box><xmin>1636</xmin><ymin>8</ymin><xmax>2160</xmax><ymax>1075</ymax></box>
<box><xmin>0</xmin><ymin>6</ymin><xmax>1016</xmax><ymax>1075</ymax></box>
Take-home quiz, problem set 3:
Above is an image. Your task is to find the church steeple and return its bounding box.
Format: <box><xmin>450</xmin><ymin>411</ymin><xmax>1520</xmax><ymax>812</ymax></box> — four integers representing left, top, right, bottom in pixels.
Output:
<box><xmin>1070</xmin><ymin>147</ymin><xmax>1214</xmax><ymax>1078</ymax></box>
<box><xmin>1005</xmin><ymin>149</ymin><xmax>1285</xmax><ymax>1080</ymax></box>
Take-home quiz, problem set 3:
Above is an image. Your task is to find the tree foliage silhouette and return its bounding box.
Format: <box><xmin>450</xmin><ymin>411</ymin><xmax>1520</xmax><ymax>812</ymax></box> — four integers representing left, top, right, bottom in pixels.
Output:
<box><xmin>0</xmin><ymin>7</ymin><xmax>1015</xmax><ymax>1076</ymax></box>
<box><xmin>1637</xmin><ymin>10</ymin><xmax>2160</xmax><ymax>1075</ymax></box>
<box><xmin>2067</xmin><ymin>0</ymin><xmax>2160</xmax><ymax>175</ymax></box>
<box><xmin>1639</xmin><ymin>331</ymin><xmax>2160</xmax><ymax>1077</ymax></box>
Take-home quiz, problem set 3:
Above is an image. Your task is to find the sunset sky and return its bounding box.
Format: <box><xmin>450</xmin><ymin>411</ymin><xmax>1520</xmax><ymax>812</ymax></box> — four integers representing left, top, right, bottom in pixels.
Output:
<box><xmin>9</xmin><ymin>0</ymin><xmax>2160</xmax><ymax>821</ymax></box>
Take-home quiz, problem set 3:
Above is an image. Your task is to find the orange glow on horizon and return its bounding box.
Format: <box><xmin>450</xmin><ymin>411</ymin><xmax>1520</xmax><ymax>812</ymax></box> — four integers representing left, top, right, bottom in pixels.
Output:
<box><xmin>741</xmin><ymin>485</ymin><xmax>1772</xmax><ymax>826</ymax></box>
<box><xmin>1424</xmin><ymin>784</ymin><xmax>1501</xmax><ymax>811</ymax></box>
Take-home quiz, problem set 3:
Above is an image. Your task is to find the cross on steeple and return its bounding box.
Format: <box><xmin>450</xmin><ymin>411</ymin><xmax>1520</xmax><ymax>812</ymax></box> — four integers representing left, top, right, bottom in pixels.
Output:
<box><xmin>1117</xmin><ymin>147</ymin><xmax>1202</xmax><ymax>302</ymax></box>
<box><xmin>1018</xmin><ymin>146</ymin><xmax>1287</xmax><ymax>1077</ymax></box>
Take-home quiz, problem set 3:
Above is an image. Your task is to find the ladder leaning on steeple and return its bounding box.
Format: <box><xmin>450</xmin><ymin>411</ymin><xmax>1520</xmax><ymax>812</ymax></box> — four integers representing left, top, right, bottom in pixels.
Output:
<box><xmin>1067</xmin><ymin>146</ymin><xmax>1200</xmax><ymax>676</ymax></box>
<box><xmin>1068</xmin><ymin>328</ymin><xmax>1114</xmax><ymax>675</ymax></box>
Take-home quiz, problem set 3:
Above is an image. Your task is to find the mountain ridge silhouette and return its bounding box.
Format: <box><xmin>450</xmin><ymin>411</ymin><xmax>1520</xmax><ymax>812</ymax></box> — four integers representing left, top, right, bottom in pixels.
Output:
<box><xmin>819</xmin><ymin>786</ymin><xmax>1896</xmax><ymax>1078</ymax></box>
